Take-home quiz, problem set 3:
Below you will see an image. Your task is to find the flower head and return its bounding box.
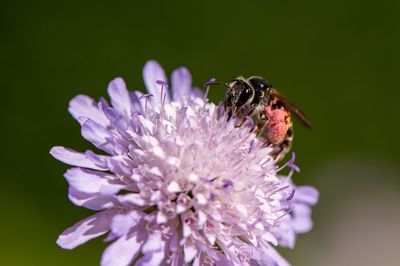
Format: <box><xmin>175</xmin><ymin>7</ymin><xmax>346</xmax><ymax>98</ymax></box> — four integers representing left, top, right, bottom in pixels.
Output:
<box><xmin>51</xmin><ymin>60</ymin><xmax>318</xmax><ymax>266</ymax></box>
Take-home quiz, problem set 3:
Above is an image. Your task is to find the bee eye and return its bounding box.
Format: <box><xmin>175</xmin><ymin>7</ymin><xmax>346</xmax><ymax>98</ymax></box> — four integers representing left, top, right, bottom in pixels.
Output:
<box><xmin>237</xmin><ymin>88</ymin><xmax>253</xmax><ymax>106</ymax></box>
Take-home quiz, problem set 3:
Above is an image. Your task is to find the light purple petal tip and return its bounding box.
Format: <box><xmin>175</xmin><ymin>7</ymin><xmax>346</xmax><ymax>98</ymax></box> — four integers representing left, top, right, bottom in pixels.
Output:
<box><xmin>68</xmin><ymin>95</ymin><xmax>108</xmax><ymax>126</ymax></box>
<box><xmin>107</xmin><ymin>77</ymin><xmax>132</xmax><ymax>116</ymax></box>
<box><xmin>294</xmin><ymin>186</ymin><xmax>319</xmax><ymax>205</ymax></box>
<box><xmin>57</xmin><ymin>209</ymin><xmax>116</xmax><ymax>249</ymax></box>
<box><xmin>291</xmin><ymin>204</ymin><xmax>313</xmax><ymax>233</ymax></box>
<box><xmin>191</xmin><ymin>87</ymin><xmax>204</xmax><ymax>98</ymax></box>
<box><xmin>171</xmin><ymin>67</ymin><xmax>192</xmax><ymax>103</ymax></box>
<box><xmin>50</xmin><ymin>146</ymin><xmax>106</xmax><ymax>170</ymax></box>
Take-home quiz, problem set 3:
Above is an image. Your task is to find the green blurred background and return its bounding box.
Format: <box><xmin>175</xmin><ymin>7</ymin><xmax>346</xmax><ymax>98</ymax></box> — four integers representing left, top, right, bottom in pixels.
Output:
<box><xmin>1</xmin><ymin>0</ymin><xmax>400</xmax><ymax>265</ymax></box>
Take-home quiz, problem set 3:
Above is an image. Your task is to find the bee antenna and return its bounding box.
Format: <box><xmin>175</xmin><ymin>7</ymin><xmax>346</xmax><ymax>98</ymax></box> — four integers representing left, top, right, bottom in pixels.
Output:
<box><xmin>203</xmin><ymin>78</ymin><xmax>228</xmax><ymax>100</ymax></box>
<box><xmin>204</xmin><ymin>78</ymin><xmax>225</xmax><ymax>87</ymax></box>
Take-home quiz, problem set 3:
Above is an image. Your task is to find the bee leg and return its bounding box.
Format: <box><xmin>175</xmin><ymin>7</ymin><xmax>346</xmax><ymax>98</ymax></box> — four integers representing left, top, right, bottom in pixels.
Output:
<box><xmin>234</xmin><ymin>118</ymin><xmax>247</xmax><ymax>128</ymax></box>
<box><xmin>271</xmin><ymin>129</ymin><xmax>293</xmax><ymax>161</ymax></box>
<box><xmin>255</xmin><ymin>112</ymin><xmax>269</xmax><ymax>136</ymax></box>
<box><xmin>234</xmin><ymin>116</ymin><xmax>255</xmax><ymax>129</ymax></box>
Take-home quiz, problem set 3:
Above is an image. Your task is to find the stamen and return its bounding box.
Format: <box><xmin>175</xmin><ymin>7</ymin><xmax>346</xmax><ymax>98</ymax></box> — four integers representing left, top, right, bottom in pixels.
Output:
<box><xmin>139</xmin><ymin>93</ymin><xmax>153</xmax><ymax>115</ymax></box>
<box><xmin>222</xmin><ymin>179</ymin><xmax>233</xmax><ymax>189</ymax></box>
<box><xmin>277</xmin><ymin>152</ymin><xmax>300</xmax><ymax>173</ymax></box>
<box><xmin>244</xmin><ymin>115</ymin><xmax>255</xmax><ymax>129</ymax></box>
<box><xmin>209</xmin><ymin>192</ymin><xmax>217</xmax><ymax>201</ymax></box>
<box><xmin>286</xmin><ymin>188</ymin><xmax>295</xmax><ymax>201</ymax></box>
<box><xmin>248</xmin><ymin>140</ymin><xmax>257</xmax><ymax>153</ymax></box>
<box><xmin>139</xmin><ymin>93</ymin><xmax>154</xmax><ymax>99</ymax></box>
<box><xmin>287</xmin><ymin>152</ymin><xmax>300</xmax><ymax>172</ymax></box>
<box><xmin>156</xmin><ymin>80</ymin><xmax>168</xmax><ymax>86</ymax></box>
<box><xmin>274</xmin><ymin>207</ymin><xmax>293</xmax><ymax>224</ymax></box>
<box><xmin>156</xmin><ymin>80</ymin><xmax>168</xmax><ymax>109</ymax></box>
<box><xmin>268</xmin><ymin>185</ymin><xmax>290</xmax><ymax>198</ymax></box>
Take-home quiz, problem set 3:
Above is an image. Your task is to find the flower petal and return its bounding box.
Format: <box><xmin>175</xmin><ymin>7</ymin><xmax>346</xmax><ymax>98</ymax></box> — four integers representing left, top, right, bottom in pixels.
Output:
<box><xmin>136</xmin><ymin>239</ymin><xmax>166</xmax><ymax>266</ymax></box>
<box><xmin>110</xmin><ymin>210</ymin><xmax>144</xmax><ymax>237</ymax></box>
<box><xmin>64</xmin><ymin>167</ymin><xmax>123</xmax><ymax>195</ymax></box>
<box><xmin>143</xmin><ymin>60</ymin><xmax>169</xmax><ymax>105</ymax></box>
<box><xmin>50</xmin><ymin>146</ymin><xmax>106</xmax><ymax>170</ymax></box>
<box><xmin>68</xmin><ymin>95</ymin><xmax>108</xmax><ymax>126</ymax></box>
<box><xmin>260</xmin><ymin>243</ymin><xmax>291</xmax><ymax>266</ymax></box>
<box><xmin>191</xmin><ymin>87</ymin><xmax>204</xmax><ymax>98</ymax></box>
<box><xmin>278</xmin><ymin>228</ymin><xmax>296</xmax><ymax>249</ymax></box>
<box><xmin>291</xmin><ymin>204</ymin><xmax>313</xmax><ymax>233</ymax></box>
<box><xmin>107</xmin><ymin>155</ymin><xmax>134</xmax><ymax>176</ymax></box>
<box><xmin>85</xmin><ymin>150</ymin><xmax>109</xmax><ymax>169</ymax></box>
<box><xmin>171</xmin><ymin>67</ymin><xmax>192</xmax><ymax>103</ymax></box>
<box><xmin>107</xmin><ymin>77</ymin><xmax>132</xmax><ymax>117</ymax></box>
<box><xmin>184</xmin><ymin>243</ymin><xmax>198</xmax><ymax>263</ymax></box>
<box><xmin>129</xmin><ymin>91</ymin><xmax>143</xmax><ymax>113</ymax></box>
<box><xmin>117</xmin><ymin>193</ymin><xmax>147</xmax><ymax>206</ymax></box>
<box><xmin>294</xmin><ymin>186</ymin><xmax>319</xmax><ymax>205</ymax></box>
<box><xmin>101</xmin><ymin>233</ymin><xmax>144</xmax><ymax>266</ymax></box>
<box><xmin>68</xmin><ymin>187</ymin><xmax>118</xmax><ymax>210</ymax></box>
<box><xmin>142</xmin><ymin>231</ymin><xmax>162</xmax><ymax>253</ymax></box>
<box><xmin>81</xmin><ymin>119</ymin><xmax>120</xmax><ymax>155</ymax></box>
<box><xmin>57</xmin><ymin>208</ymin><xmax>117</xmax><ymax>249</ymax></box>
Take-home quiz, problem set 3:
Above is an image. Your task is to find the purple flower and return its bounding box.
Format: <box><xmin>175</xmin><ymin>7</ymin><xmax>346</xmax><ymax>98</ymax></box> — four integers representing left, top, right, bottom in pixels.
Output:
<box><xmin>51</xmin><ymin>60</ymin><xmax>318</xmax><ymax>266</ymax></box>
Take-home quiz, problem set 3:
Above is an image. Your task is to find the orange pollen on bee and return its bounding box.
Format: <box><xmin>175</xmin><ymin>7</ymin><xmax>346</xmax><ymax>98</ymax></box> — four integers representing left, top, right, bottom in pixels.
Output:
<box><xmin>264</xmin><ymin>105</ymin><xmax>291</xmax><ymax>144</ymax></box>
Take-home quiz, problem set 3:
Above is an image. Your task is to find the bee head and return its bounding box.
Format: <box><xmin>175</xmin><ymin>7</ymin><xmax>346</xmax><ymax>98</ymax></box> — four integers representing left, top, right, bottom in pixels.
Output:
<box><xmin>248</xmin><ymin>77</ymin><xmax>273</xmax><ymax>91</ymax></box>
<box><xmin>225</xmin><ymin>77</ymin><xmax>256</xmax><ymax>118</ymax></box>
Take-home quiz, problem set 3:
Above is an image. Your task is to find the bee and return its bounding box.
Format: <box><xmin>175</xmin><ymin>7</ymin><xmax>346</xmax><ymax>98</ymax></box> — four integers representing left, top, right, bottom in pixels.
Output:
<box><xmin>224</xmin><ymin>76</ymin><xmax>311</xmax><ymax>160</ymax></box>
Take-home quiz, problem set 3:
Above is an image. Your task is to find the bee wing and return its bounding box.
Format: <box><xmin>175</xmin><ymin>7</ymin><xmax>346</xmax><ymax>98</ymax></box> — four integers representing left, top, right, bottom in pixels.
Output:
<box><xmin>271</xmin><ymin>89</ymin><xmax>312</xmax><ymax>129</ymax></box>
